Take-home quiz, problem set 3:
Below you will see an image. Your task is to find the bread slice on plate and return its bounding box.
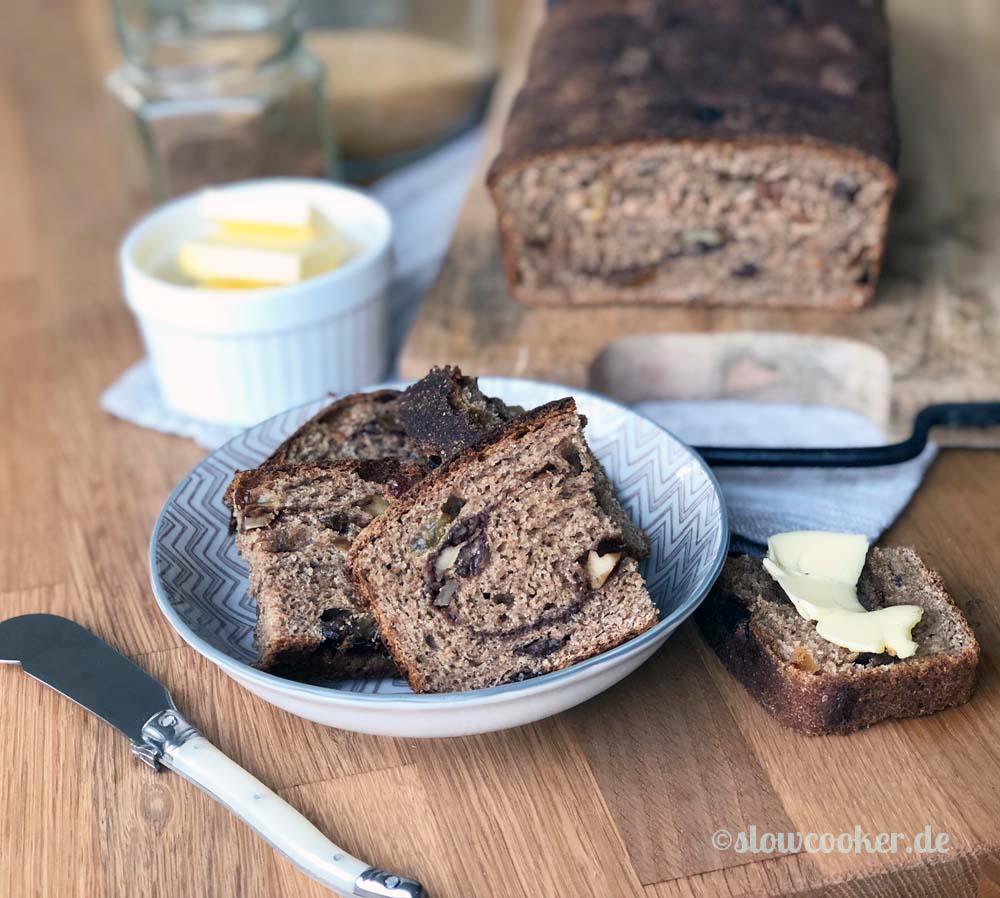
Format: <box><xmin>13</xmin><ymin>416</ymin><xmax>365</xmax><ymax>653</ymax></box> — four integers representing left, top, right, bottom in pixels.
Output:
<box><xmin>696</xmin><ymin>549</ymin><xmax>979</xmax><ymax>735</ymax></box>
<box><xmin>230</xmin><ymin>458</ymin><xmax>423</xmax><ymax>680</ymax></box>
<box><xmin>267</xmin><ymin>389</ymin><xmax>427</xmax><ymax>467</ymax></box>
<box><xmin>349</xmin><ymin>398</ymin><xmax>658</xmax><ymax>693</ymax></box>
<box><xmin>224</xmin><ymin>389</ymin><xmax>427</xmax><ymax>513</ymax></box>
<box><xmin>398</xmin><ymin>366</ymin><xmax>649</xmax><ymax>559</ymax></box>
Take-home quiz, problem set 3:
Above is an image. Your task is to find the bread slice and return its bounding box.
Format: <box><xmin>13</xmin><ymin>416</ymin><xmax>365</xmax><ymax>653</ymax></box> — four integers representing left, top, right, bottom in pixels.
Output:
<box><xmin>349</xmin><ymin>398</ymin><xmax>659</xmax><ymax>693</ymax></box>
<box><xmin>230</xmin><ymin>459</ymin><xmax>424</xmax><ymax>680</ymax></box>
<box><xmin>398</xmin><ymin>366</ymin><xmax>649</xmax><ymax>558</ymax></box>
<box><xmin>696</xmin><ymin>550</ymin><xmax>979</xmax><ymax>735</ymax></box>
<box><xmin>268</xmin><ymin>389</ymin><xmax>427</xmax><ymax>467</ymax></box>
<box><xmin>225</xmin><ymin>390</ymin><xmax>426</xmax><ymax>515</ymax></box>
<box><xmin>224</xmin><ymin>389</ymin><xmax>426</xmax><ymax>514</ymax></box>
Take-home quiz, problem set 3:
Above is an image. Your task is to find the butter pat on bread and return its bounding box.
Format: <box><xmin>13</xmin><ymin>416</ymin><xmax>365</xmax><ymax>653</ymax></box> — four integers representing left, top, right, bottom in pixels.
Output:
<box><xmin>767</xmin><ymin>531</ymin><xmax>869</xmax><ymax>585</ymax></box>
<box><xmin>696</xmin><ymin>548</ymin><xmax>979</xmax><ymax>734</ymax></box>
<box><xmin>761</xmin><ymin>559</ymin><xmax>865</xmax><ymax>620</ymax></box>
<box><xmin>763</xmin><ymin>531</ymin><xmax>924</xmax><ymax>658</ymax></box>
<box><xmin>816</xmin><ymin>605</ymin><xmax>923</xmax><ymax>659</ymax></box>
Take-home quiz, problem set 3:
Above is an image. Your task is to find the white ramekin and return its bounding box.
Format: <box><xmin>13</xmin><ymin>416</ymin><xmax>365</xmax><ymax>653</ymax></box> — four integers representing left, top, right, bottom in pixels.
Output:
<box><xmin>119</xmin><ymin>178</ymin><xmax>392</xmax><ymax>427</ymax></box>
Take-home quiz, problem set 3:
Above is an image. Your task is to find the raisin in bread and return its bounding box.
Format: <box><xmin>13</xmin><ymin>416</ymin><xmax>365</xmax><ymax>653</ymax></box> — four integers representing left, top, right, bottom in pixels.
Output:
<box><xmin>349</xmin><ymin>398</ymin><xmax>659</xmax><ymax>693</ymax></box>
<box><xmin>487</xmin><ymin>0</ymin><xmax>898</xmax><ymax>310</ymax></box>
<box><xmin>399</xmin><ymin>366</ymin><xmax>649</xmax><ymax>559</ymax></box>
<box><xmin>231</xmin><ymin>459</ymin><xmax>423</xmax><ymax>680</ymax></box>
<box><xmin>696</xmin><ymin>550</ymin><xmax>979</xmax><ymax>735</ymax></box>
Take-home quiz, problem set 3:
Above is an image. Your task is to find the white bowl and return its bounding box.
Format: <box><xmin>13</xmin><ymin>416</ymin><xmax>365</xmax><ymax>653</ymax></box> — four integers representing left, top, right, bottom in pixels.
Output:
<box><xmin>119</xmin><ymin>179</ymin><xmax>392</xmax><ymax>427</ymax></box>
<box><xmin>149</xmin><ymin>379</ymin><xmax>729</xmax><ymax>738</ymax></box>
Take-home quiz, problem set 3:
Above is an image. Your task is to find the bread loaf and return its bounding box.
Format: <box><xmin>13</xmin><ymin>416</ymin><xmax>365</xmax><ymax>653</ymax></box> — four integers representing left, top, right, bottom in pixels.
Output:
<box><xmin>488</xmin><ymin>0</ymin><xmax>898</xmax><ymax>309</ymax></box>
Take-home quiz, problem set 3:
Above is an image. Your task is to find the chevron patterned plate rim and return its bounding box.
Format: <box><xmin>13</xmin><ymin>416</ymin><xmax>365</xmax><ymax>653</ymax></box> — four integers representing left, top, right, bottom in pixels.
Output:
<box><xmin>149</xmin><ymin>378</ymin><xmax>729</xmax><ymax>704</ymax></box>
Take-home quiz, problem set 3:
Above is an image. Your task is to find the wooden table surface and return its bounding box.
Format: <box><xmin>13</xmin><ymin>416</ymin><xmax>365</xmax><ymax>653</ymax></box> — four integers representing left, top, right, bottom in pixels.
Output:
<box><xmin>3</xmin><ymin>3</ymin><xmax>1000</xmax><ymax>898</ymax></box>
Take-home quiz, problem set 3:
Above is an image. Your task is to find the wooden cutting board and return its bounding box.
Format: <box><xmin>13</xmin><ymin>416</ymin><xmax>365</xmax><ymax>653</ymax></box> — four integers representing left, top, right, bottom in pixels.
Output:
<box><xmin>400</xmin><ymin>0</ymin><xmax>1000</xmax><ymax>441</ymax></box>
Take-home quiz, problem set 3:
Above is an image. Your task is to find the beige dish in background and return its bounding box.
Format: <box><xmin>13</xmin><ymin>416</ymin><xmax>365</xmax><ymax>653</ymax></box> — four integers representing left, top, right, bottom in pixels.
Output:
<box><xmin>307</xmin><ymin>28</ymin><xmax>495</xmax><ymax>163</ymax></box>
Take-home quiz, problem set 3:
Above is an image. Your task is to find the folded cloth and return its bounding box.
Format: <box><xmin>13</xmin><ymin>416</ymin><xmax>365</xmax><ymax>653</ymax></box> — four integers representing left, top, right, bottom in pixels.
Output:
<box><xmin>102</xmin><ymin>358</ymin><xmax>240</xmax><ymax>450</ymax></box>
<box><xmin>633</xmin><ymin>400</ymin><xmax>937</xmax><ymax>551</ymax></box>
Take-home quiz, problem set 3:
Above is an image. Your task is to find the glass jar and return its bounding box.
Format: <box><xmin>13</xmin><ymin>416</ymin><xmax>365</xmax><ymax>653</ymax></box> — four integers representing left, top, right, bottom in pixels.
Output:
<box><xmin>107</xmin><ymin>0</ymin><xmax>335</xmax><ymax>204</ymax></box>
<box><xmin>301</xmin><ymin>0</ymin><xmax>496</xmax><ymax>179</ymax></box>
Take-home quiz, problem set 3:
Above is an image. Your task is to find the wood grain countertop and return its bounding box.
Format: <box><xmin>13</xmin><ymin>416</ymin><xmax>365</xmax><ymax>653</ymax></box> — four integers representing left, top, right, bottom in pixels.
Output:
<box><xmin>2</xmin><ymin>2</ymin><xmax>999</xmax><ymax>898</ymax></box>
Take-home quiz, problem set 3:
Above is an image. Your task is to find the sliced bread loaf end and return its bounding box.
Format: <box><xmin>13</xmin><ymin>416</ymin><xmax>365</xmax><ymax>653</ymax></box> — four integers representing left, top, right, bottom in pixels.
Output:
<box><xmin>696</xmin><ymin>549</ymin><xmax>979</xmax><ymax>735</ymax></box>
<box><xmin>397</xmin><ymin>365</ymin><xmax>523</xmax><ymax>466</ymax></box>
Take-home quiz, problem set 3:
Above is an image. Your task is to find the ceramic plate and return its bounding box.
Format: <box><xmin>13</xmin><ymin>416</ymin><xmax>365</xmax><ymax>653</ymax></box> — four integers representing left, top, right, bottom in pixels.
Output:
<box><xmin>149</xmin><ymin>378</ymin><xmax>728</xmax><ymax>737</ymax></box>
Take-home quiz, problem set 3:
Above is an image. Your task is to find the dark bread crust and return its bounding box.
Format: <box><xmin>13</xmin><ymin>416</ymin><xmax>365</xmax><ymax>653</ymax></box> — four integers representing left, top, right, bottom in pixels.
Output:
<box><xmin>349</xmin><ymin>398</ymin><xmax>657</xmax><ymax>692</ymax></box>
<box><xmin>490</xmin><ymin>1</ymin><xmax>897</xmax><ymax>172</ymax></box>
<box><xmin>487</xmin><ymin>0</ymin><xmax>898</xmax><ymax>309</ymax></box>
<box><xmin>397</xmin><ymin>365</ymin><xmax>521</xmax><ymax>464</ymax></box>
<box><xmin>697</xmin><ymin>553</ymin><xmax>979</xmax><ymax>735</ymax></box>
<box><xmin>261</xmin><ymin>639</ymin><xmax>397</xmax><ymax>682</ymax></box>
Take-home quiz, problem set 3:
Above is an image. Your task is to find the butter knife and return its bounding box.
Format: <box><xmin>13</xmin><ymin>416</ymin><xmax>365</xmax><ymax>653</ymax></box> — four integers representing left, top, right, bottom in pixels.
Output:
<box><xmin>0</xmin><ymin>614</ymin><xmax>424</xmax><ymax>898</ymax></box>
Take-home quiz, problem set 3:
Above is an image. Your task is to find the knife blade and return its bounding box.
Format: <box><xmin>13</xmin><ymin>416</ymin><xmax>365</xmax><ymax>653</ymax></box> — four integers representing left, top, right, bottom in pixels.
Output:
<box><xmin>0</xmin><ymin>613</ymin><xmax>172</xmax><ymax>743</ymax></box>
<box><xmin>0</xmin><ymin>614</ymin><xmax>425</xmax><ymax>898</ymax></box>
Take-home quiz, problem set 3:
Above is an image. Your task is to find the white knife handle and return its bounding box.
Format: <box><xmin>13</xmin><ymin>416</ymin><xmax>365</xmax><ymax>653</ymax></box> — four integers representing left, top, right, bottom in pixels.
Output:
<box><xmin>137</xmin><ymin>710</ymin><xmax>424</xmax><ymax>898</ymax></box>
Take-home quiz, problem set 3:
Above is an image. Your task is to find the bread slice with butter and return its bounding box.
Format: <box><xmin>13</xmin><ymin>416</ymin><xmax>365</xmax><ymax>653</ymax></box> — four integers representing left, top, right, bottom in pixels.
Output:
<box><xmin>696</xmin><ymin>548</ymin><xmax>979</xmax><ymax>735</ymax></box>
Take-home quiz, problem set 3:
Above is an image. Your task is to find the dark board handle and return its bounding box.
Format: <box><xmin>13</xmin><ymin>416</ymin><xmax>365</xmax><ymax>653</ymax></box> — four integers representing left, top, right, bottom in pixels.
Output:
<box><xmin>694</xmin><ymin>402</ymin><xmax>1000</xmax><ymax>468</ymax></box>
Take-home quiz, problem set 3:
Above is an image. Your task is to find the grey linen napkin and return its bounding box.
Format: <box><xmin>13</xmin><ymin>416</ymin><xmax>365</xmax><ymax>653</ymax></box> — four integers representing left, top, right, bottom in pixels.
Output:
<box><xmin>634</xmin><ymin>400</ymin><xmax>937</xmax><ymax>551</ymax></box>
